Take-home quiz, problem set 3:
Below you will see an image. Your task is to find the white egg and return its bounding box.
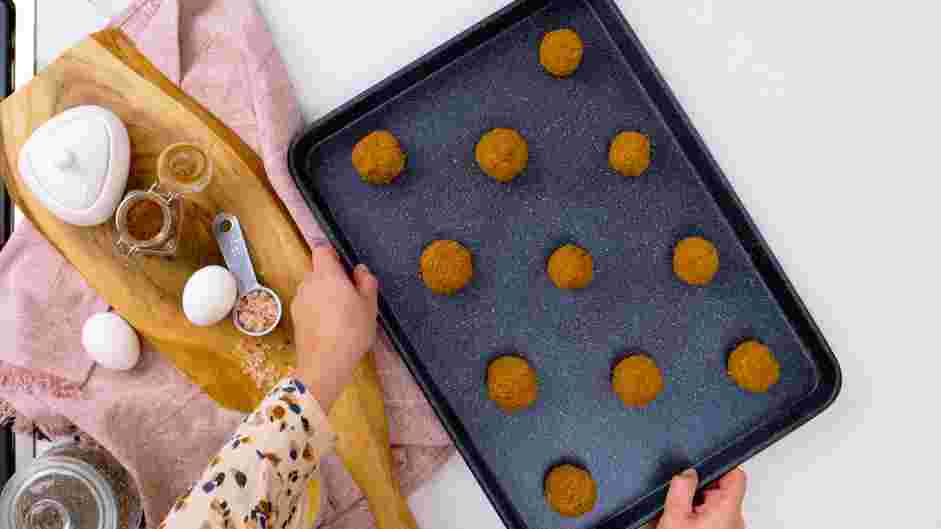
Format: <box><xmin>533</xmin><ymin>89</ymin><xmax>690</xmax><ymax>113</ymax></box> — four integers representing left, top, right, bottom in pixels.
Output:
<box><xmin>183</xmin><ymin>265</ymin><xmax>238</xmax><ymax>327</ymax></box>
<box><xmin>82</xmin><ymin>312</ymin><xmax>141</xmax><ymax>371</ymax></box>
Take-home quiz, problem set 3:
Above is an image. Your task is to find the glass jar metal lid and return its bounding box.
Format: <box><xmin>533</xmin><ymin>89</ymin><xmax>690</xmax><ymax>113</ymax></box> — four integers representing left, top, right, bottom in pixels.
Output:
<box><xmin>1</xmin><ymin>441</ymin><xmax>143</xmax><ymax>529</ymax></box>
<box><xmin>0</xmin><ymin>455</ymin><xmax>116</xmax><ymax>529</ymax></box>
<box><xmin>157</xmin><ymin>142</ymin><xmax>213</xmax><ymax>193</ymax></box>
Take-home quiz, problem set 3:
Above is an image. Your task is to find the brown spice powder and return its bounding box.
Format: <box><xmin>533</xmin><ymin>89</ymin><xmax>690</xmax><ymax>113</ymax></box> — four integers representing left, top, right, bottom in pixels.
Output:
<box><xmin>126</xmin><ymin>198</ymin><xmax>165</xmax><ymax>242</ymax></box>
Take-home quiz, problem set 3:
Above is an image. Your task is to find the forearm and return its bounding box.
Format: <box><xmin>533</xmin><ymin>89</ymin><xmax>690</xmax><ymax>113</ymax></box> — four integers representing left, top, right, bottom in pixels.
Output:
<box><xmin>300</xmin><ymin>361</ymin><xmax>356</xmax><ymax>412</ymax></box>
<box><xmin>159</xmin><ymin>378</ymin><xmax>335</xmax><ymax>529</ymax></box>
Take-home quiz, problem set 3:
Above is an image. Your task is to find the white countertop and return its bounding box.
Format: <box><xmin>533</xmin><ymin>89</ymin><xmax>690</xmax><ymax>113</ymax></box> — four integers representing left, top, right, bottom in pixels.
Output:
<box><xmin>26</xmin><ymin>1</ymin><xmax>941</xmax><ymax>528</ymax></box>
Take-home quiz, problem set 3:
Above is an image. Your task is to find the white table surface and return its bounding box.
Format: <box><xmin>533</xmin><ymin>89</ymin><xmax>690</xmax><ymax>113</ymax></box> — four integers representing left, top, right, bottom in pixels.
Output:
<box><xmin>22</xmin><ymin>1</ymin><xmax>941</xmax><ymax>528</ymax></box>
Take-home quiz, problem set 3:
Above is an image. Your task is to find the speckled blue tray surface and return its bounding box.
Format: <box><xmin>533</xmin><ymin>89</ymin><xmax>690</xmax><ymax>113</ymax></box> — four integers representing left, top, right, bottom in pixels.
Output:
<box><xmin>288</xmin><ymin>1</ymin><xmax>841</xmax><ymax>528</ymax></box>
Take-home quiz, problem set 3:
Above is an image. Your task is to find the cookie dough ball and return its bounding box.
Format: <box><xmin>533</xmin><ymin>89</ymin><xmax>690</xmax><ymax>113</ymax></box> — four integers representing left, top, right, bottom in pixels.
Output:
<box><xmin>609</xmin><ymin>131</ymin><xmax>651</xmax><ymax>177</ymax></box>
<box><xmin>673</xmin><ymin>236</ymin><xmax>719</xmax><ymax>286</ymax></box>
<box><xmin>539</xmin><ymin>29</ymin><xmax>584</xmax><ymax>78</ymax></box>
<box><xmin>475</xmin><ymin>128</ymin><xmax>529</xmax><ymax>183</ymax></box>
<box><xmin>545</xmin><ymin>464</ymin><xmax>598</xmax><ymax>518</ymax></box>
<box><xmin>487</xmin><ymin>356</ymin><xmax>538</xmax><ymax>413</ymax></box>
<box><xmin>728</xmin><ymin>340</ymin><xmax>780</xmax><ymax>393</ymax></box>
<box><xmin>352</xmin><ymin>130</ymin><xmax>406</xmax><ymax>184</ymax></box>
<box><xmin>612</xmin><ymin>355</ymin><xmax>664</xmax><ymax>407</ymax></box>
<box><xmin>420</xmin><ymin>240</ymin><xmax>473</xmax><ymax>295</ymax></box>
<box><xmin>548</xmin><ymin>244</ymin><xmax>593</xmax><ymax>290</ymax></box>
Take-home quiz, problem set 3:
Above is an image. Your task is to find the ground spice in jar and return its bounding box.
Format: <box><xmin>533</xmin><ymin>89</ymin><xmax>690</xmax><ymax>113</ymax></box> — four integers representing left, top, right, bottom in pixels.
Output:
<box><xmin>125</xmin><ymin>198</ymin><xmax>165</xmax><ymax>242</ymax></box>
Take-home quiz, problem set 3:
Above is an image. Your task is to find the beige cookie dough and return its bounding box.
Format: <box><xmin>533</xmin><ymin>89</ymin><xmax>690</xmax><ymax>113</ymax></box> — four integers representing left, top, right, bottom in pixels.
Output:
<box><xmin>728</xmin><ymin>340</ymin><xmax>781</xmax><ymax>393</ymax></box>
<box><xmin>540</xmin><ymin>29</ymin><xmax>584</xmax><ymax>77</ymax></box>
<box><xmin>609</xmin><ymin>131</ymin><xmax>651</xmax><ymax>177</ymax></box>
<box><xmin>612</xmin><ymin>355</ymin><xmax>664</xmax><ymax>407</ymax></box>
<box><xmin>487</xmin><ymin>356</ymin><xmax>538</xmax><ymax>413</ymax></box>
<box><xmin>673</xmin><ymin>236</ymin><xmax>719</xmax><ymax>286</ymax></box>
<box><xmin>475</xmin><ymin>128</ymin><xmax>529</xmax><ymax>183</ymax></box>
<box><xmin>545</xmin><ymin>464</ymin><xmax>598</xmax><ymax>518</ymax></box>
<box><xmin>420</xmin><ymin>240</ymin><xmax>474</xmax><ymax>295</ymax></box>
<box><xmin>352</xmin><ymin>130</ymin><xmax>406</xmax><ymax>184</ymax></box>
<box><xmin>548</xmin><ymin>244</ymin><xmax>594</xmax><ymax>290</ymax></box>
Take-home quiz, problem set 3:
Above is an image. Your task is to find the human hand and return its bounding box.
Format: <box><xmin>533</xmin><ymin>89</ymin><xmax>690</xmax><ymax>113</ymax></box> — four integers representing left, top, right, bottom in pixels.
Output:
<box><xmin>656</xmin><ymin>468</ymin><xmax>747</xmax><ymax>529</ymax></box>
<box><xmin>291</xmin><ymin>242</ymin><xmax>379</xmax><ymax>411</ymax></box>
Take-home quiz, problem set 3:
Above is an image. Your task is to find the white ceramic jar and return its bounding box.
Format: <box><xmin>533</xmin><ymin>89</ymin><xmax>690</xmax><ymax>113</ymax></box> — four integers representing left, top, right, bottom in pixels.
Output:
<box><xmin>18</xmin><ymin>106</ymin><xmax>131</xmax><ymax>226</ymax></box>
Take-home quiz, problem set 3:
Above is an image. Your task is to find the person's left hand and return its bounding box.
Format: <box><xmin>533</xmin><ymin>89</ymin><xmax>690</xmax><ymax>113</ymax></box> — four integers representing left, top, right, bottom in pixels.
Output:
<box><xmin>291</xmin><ymin>241</ymin><xmax>379</xmax><ymax>410</ymax></box>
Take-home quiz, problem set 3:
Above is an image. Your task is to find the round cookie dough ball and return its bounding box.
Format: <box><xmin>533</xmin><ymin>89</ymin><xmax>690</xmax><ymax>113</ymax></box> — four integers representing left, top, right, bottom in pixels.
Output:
<box><xmin>487</xmin><ymin>356</ymin><xmax>538</xmax><ymax>413</ymax></box>
<box><xmin>545</xmin><ymin>464</ymin><xmax>598</xmax><ymax>518</ymax></box>
<box><xmin>673</xmin><ymin>236</ymin><xmax>720</xmax><ymax>286</ymax></box>
<box><xmin>547</xmin><ymin>244</ymin><xmax>593</xmax><ymax>290</ymax></box>
<box><xmin>475</xmin><ymin>128</ymin><xmax>529</xmax><ymax>183</ymax></box>
<box><xmin>728</xmin><ymin>340</ymin><xmax>780</xmax><ymax>393</ymax></box>
<box><xmin>352</xmin><ymin>130</ymin><xmax>406</xmax><ymax>184</ymax></box>
<box><xmin>420</xmin><ymin>240</ymin><xmax>474</xmax><ymax>295</ymax></box>
<box><xmin>612</xmin><ymin>355</ymin><xmax>664</xmax><ymax>407</ymax></box>
<box><xmin>609</xmin><ymin>131</ymin><xmax>651</xmax><ymax>177</ymax></box>
<box><xmin>539</xmin><ymin>29</ymin><xmax>584</xmax><ymax>78</ymax></box>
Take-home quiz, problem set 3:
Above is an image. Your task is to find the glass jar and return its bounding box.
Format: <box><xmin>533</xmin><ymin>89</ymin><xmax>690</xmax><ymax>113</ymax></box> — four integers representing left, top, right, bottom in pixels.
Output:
<box><xmin>0</xmin><ymin>441</ymin><xmax>143</xmax><ymax>529</ymax></box>
<box><xmin>157</xmin><ymin>142</ymin><xmax>213</xmax><ymax>194</ymax></box>
<box><xmin>114</xmin><ymin>143</ymin><xmax>213</xmax><ymax>258</ymax></box>
<box><xmin>114</xmin><ymin>184</ymin><xmax>183</xmax><ymax>257</ymax></box>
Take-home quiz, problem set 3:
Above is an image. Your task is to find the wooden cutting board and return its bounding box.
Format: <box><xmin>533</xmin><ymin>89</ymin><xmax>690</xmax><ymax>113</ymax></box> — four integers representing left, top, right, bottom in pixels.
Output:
<box><xmin>0</xmin><ymin>29</ymin><xmax>417</xmax><ymax>529</ymax></box>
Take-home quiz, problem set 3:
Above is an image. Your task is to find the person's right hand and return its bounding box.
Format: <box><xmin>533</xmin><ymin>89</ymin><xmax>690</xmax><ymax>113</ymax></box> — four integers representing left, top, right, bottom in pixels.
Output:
<box><xmin>656</xmin><ymin>468</ymin><xmax>747</xmax><ymax>529</ymax></box>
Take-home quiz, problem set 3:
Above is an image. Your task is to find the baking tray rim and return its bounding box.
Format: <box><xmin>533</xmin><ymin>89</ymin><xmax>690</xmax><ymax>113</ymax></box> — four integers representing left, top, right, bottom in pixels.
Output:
<box><xmin>287</xmin><ymin>0</ymin><xmax>843</xmax><ymax>527</ymax></box>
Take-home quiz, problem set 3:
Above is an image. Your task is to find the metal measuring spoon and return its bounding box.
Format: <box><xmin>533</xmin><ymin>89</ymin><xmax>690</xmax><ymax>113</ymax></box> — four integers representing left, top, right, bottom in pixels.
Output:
<box><xmin>213</xmin><ymin>213</ymin><xmax>283</xmax><ymax>336</ymax></box>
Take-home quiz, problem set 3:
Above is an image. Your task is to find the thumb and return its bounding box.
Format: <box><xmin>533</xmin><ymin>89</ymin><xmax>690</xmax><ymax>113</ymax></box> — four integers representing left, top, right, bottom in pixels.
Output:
<box><xmin>663</xmin><ymin>468</ymin><xmax>698</xmax><ymax>522</ymax></box>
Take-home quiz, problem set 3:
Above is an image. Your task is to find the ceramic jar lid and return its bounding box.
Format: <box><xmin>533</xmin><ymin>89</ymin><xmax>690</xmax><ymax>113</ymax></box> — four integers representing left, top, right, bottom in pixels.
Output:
<box><xmin>18</xmin><ymin>105</ymin><xmax>130</xmax><ymax>226</ymax></box>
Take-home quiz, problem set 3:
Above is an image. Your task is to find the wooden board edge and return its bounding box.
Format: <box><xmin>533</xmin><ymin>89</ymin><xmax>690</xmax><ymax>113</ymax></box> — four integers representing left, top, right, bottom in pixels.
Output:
<box><xmin>91</xmin><ymin>29</ymin><xmax>267</xmax><ymax>176</ymax></box>
<box><xmin>90</xmin><ymin>29</ymin><xmax>311</xmax><ymax>256</ymax></box>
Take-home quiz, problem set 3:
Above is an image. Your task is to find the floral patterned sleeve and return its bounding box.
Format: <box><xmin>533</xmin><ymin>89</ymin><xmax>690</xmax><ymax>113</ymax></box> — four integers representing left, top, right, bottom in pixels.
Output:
<box><xmin>159</xmin><ymin>378</ymin><xmax>336</xmax><ymax>529</ymax></box>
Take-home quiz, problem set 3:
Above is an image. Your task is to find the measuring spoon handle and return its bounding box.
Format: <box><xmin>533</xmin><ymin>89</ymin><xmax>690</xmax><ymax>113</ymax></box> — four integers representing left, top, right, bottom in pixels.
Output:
<box><xmin>213</xmin><ymin>213</ymin><xmax>260</xmax><ymax>295</ymax></box>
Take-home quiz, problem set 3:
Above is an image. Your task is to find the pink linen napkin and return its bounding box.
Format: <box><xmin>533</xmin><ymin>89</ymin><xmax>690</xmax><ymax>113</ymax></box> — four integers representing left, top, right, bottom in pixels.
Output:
<box><xmin>0</xmin><ymin>0</ymin><xmax>453</xmax><ymax>527</ymax></box>
<box><xmin>0</xmin><ymin>221</ymin><xmax>103</xmax><ymax>390</ymax></box>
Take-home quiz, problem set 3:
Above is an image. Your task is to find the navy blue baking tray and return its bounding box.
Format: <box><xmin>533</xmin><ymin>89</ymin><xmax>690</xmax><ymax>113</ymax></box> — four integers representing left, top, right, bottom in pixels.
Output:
<box><xmin>288</xmin><ymin>1</ymin><xmax>841</xmax><ymax>528</ymax></box>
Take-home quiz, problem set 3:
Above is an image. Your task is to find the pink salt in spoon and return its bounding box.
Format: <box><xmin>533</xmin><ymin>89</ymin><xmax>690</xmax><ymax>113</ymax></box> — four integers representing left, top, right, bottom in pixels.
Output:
<box><xmin>213</xmin><ymin>212</ymin><xmax>283</xmax><ymax>337</ymax></box>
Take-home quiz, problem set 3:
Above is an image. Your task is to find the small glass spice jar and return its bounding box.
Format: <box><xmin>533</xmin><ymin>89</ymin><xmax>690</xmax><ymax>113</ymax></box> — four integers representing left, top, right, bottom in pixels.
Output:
<box><xmin>0</xmin><ymin>440</ymin><xmax>143</xmax><ymax>529</ymax></box>
<box><xmin>114</xmin><ymin>185</ymin><xmax>182</xmax><ymax>258</ymax></box>
<box><xmin>114</xmin><ymin>143</ymin><xmax>213</xmax><ymax>258</ymax></box>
